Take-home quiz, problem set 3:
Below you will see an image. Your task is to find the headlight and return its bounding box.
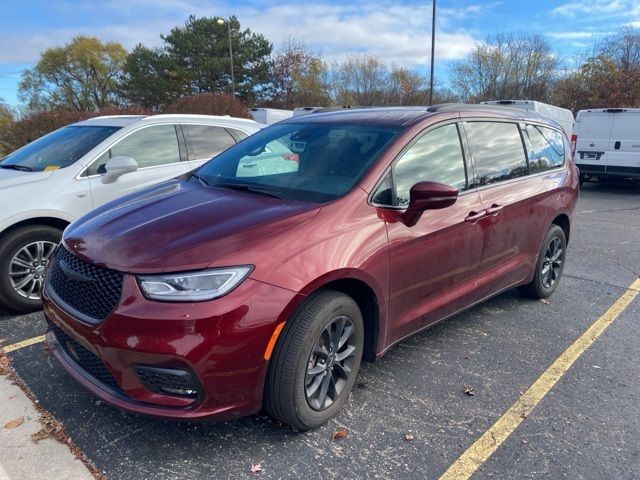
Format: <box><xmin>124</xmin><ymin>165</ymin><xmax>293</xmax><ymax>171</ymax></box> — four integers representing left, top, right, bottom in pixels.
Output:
<box><xmin>138</xmin><ymin>266</ymin><xmax>253</xmax><ymax>302</ymax></box>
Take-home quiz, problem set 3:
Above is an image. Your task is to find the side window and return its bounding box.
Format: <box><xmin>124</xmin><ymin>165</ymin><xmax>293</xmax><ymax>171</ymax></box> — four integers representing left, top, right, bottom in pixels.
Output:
<box><xmin>86</xmin><ymin>125</ymin><xmax>181</xmax><ymax>176</ymax></box>
<box><xmin>464</xmin><ymin>122</ymin><xmax>528</xmax><ymax>186</ymax></box>
<box><xmin>182</xmin><ymin>125</ymin><xmax>236</xmax><ymax>160</ymax></box>
<box><xmin>371</xmin><ymin>173</ymin><xmax>393</xmax><ymax>205</ymax></box>
<box><xmin>526</xmin><ymin>125</ymin><xmax>565</xmax><ymax>173</ymax></box>
<box><xmin>391</xmin><ymin>124</ymin><xmax>467</xmax><ymax>206</ymax></box>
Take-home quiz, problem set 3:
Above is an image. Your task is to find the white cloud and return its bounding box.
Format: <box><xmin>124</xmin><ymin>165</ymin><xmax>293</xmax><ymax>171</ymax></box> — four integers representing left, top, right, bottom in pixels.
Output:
<box><xmin>551</xmin><ymin>0</ymin><xmax>627</xmax><ymax>18</ymax></box>
<box><xmin>0</xmin><ymin>1</ymin><xmax>485</xmax><ymax>68</ymax></box>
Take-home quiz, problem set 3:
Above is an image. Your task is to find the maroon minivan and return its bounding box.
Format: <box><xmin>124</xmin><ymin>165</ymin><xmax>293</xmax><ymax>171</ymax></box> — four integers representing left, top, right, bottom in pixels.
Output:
<box><xmin>43</xmin><ymin>105</ymin><xmax>579</xmax><ymax>429</ymax></box>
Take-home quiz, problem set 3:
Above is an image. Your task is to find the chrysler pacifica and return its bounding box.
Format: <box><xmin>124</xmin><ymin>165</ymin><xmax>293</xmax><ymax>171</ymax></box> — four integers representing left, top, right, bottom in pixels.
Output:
<box><xmin>43</xmin><ymin>105</ymin><xmax>579</xmax><ymax>429</ymax></box>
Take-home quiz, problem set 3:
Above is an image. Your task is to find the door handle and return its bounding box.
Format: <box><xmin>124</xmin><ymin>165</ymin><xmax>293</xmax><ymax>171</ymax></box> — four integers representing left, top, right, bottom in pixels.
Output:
<box><xmin>614</xmin><ymin>141</ymin><xmax>621</xmax><ymax>150</ymax></box>
<box><xmin>465</xmin><ymin>210</ymin><xmax>486</xmax><ymax>223</ymax></box>
<box><xmin>485</xmin><ymin>204</ymin><xmax>503</xmax><ymax>215</ymax></box>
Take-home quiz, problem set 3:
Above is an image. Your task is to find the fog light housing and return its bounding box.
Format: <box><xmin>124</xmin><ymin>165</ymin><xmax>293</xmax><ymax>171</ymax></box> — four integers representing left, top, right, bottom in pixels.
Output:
<box><xmin>134</xmin><ymin>365</ymin><xmax>200</xmax><ymax>399</ymax></box>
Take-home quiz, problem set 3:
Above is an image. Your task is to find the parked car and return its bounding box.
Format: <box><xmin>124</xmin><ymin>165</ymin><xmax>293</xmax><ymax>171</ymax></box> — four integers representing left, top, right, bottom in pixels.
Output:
<box><xmin>43</xmin><ymin>105</ymin><xmax>579</xmax><ymax>430</ymax></box>
<box><xmin>249</xmin><ymin>108</ymin><xmax>294</xmax><ymax>125</ymax></box>
<box><xmin>480</xmin><ymin>100</ymin><xmax>575</xmax><ymax>137</ymax></box>
<box><xmin>0</xmin><ymin>114</ymin><xmax>262</xmax><ymax>312</ymax></box>
<box><xmin>573</xmin><ymin>108</ymin><xmax>640</xmax><ymax>185</ymax></box>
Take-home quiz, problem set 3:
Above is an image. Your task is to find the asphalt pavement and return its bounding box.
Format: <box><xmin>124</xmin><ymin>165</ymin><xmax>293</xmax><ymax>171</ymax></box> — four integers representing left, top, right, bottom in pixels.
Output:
<box><xmin>1</xmin><ymin>180</ymin><xmax>639</xmax><ymax>480</ymax></box>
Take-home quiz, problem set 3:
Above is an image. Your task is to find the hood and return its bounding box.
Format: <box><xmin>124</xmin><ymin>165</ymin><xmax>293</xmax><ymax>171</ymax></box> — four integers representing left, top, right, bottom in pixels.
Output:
<box><xmin>0</xmin><ymin>169</ymin><xmax>53</xmax><ymax>189</ymax></box>
<box><xmin>63</xmin><ymin>180</ymin><xmax>321</xmax><ymax>273</ymax></box>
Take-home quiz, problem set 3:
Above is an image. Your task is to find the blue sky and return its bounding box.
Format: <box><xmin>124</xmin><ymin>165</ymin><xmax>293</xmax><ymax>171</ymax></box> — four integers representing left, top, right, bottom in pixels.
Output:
<box><xmin>0</xmin><ymin>0</ymin><xmax>635</xmax><ymax>107</ymax></box>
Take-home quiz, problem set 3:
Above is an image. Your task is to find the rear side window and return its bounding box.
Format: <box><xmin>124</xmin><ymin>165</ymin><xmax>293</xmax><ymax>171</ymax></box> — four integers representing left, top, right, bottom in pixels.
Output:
<box><xmin>464</xmin><ymin>122</ymin><xmax>528</xmax><ymax>186</ymax></box>
<box><xmin>391</xmin><ymin>124</ymin><xmax>467</xmax><ymax>206</ymax></box>
<box><xmin>183</xmin><ymin>125</ymin><xmax>236</xmax><ymax>160</ymax></box>
<box><xmin>526</xmin><ymin>125</ymin><xmax>565</xmax><ymax>172</ymax></box>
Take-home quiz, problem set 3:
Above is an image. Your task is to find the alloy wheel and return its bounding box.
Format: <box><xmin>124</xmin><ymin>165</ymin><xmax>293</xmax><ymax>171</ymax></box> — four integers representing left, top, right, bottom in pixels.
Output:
<box><xmin>9</xmin><ymin>241</ymin><xmax>57</xmax><ymax>300</ymax></box>
<box><xmin>305</xmin><ymin>315</ymin><xmax>358</xmax><ymax>411</ymax></box>
<box><xmin>541</xmin><ymin>236</ymin><xmax>563</xmax><ymax>288</ymax></box>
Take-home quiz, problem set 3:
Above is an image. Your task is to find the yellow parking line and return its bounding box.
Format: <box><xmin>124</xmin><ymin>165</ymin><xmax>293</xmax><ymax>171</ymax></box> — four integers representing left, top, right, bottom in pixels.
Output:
<box><xmin>1</xmin><ymin>335</ymin><xmax>46</xmax><ymax>354</ymax></box>
<box><xmin>440</xmin><ymin>277</ymin><xmax>640</xmax><ymax>480</ymax></box>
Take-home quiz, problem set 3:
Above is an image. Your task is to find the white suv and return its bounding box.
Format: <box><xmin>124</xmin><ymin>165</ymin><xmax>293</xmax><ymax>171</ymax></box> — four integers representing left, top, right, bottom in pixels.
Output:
<box><xmin>0</xmin><ymin>114</ymin><xmax>262</xmax><ymax>312</ymax></box>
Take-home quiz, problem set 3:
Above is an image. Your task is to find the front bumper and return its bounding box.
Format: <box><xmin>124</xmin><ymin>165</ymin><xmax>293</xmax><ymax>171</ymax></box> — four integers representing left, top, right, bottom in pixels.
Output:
<box><xmin>43</xmin><ymin>274</ymin><xmax>301</xmax><ymax>421</ymax></box>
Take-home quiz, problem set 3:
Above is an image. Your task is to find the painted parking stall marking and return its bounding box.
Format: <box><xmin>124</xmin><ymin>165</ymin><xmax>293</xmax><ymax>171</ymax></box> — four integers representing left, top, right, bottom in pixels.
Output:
<box><xmin>439</xmin><ymin>277</ymin><xmax>640</xmax><ymax>480</ymax></box>
<box><xmin>1</xmin><ymin>335</ymin><xmax>46</xmax><ymax>353</ymax></box>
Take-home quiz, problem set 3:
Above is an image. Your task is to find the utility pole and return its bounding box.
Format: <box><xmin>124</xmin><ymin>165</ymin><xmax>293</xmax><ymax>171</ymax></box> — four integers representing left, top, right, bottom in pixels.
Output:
<box><xmin>429</xmin><ymin>0</ymin><xmax>436</xmax><ymax>105</ymax></box>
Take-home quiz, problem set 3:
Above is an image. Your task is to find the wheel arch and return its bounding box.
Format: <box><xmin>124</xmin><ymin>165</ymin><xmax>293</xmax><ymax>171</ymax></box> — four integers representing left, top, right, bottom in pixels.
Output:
<box><xmin>276</xmin><ymin>271</ymin><xmax>383</xmax><ymax>364</ymax></box>
<box><xmin>551</xmin><ymin>213</ymin><xmax>570</xmax><ymax>244</ymax></box>
<box><xmin>0</xmin><ymin>216</ymin><xmax>70</xmax><ymax>238</ymax></box>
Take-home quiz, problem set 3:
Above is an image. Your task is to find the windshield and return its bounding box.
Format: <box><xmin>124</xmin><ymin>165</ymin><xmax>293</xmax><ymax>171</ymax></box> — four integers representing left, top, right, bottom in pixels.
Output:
<box><xmin>191</xmin><ymin>122</ymin><xmax>401</xmax><ymax>203</ymax></box>
<box><xmin>0</xmin><ymin>125</ymin><xmax>121</xmax><ymax>172</ymax></box>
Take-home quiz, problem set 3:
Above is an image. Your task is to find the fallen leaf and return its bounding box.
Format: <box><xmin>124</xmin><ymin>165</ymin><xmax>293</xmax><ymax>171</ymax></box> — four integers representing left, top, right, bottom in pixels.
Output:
<box><xmin>464</xmin><ymin>386</ymin><xmax>475</xmax><ymax>396</ymax></box>
<box><xmin>332</xmin><ymin>428</ymin><xmax>349</xmax><ymax>440</ymax></box>
<box><xmin>405</xmin><ymin>434</ymin><xmax>414</xmax><ymax>441</ymax></box>
<box><xmin>250</xmin><ymin>464</ymin><xmax>263</xmax><ymax>473</ymax></box>
<box><xmin>540</xmin><ymin>298</ymin><xmax>550</xmax><ymax>305</ymax></box>
<box><xmin>4</xmin><ymin>417</ymin><xmax>24</xmax><ymax>429</ymax></box>
<box><xmin>520</xmin><ymin>411</ymin><xmax>527</xmax><ymax>419</ymax></box>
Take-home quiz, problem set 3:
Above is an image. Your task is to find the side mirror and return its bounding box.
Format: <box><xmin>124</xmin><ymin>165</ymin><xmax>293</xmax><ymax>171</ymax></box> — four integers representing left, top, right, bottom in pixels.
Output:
<box><xmin>101</xmin><ymin>156</ymin><xmax>138</xmax><ymax>184</ymax></box>
<box><xmin>403</xmin><ymin>181</ymin><xmax>459</xmax><ymax>227</ymax></box>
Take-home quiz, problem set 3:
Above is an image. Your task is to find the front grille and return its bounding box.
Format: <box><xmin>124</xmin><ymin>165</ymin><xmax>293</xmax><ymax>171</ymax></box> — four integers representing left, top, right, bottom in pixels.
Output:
<box><xmin>47</xmin><ymin>318</ymin><xmax>124</xmax><ymax>395</ymax></box>
<box><xmin>48</xmin><ymin>246</ymin><xmax>123</xmax><ymax>322</ymax></box>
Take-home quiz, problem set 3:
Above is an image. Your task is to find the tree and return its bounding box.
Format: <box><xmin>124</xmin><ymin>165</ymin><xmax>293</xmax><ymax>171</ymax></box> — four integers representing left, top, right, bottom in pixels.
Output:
<box><xmin>164</xmin><ymin>93</ymin><xmax>251</xmax><ymax>118</ymax></box>
<box><xmin>0</xmin><ymin>99</ymin><xmax>12</xmax><ymax>157</ymax></box>
<box><xmin>121</xmin><ymin>46</ymin><xmax>186</xmax><ymax>111</ymax></box>
<box><xmin>18</xmin><ymin>36</ymin><xmax>128</xmax><ymax>111</ymax></box>
<box><xmin>551</xmin><ymin>28</ymin><xmax>640</xmax><ymax>110</ymax></box>
<box><xmin>0</xmin><ymin>98</ymin><xmax>11</xmax><ymax>128</ymax></box>
<box><xmin>332</xmin><ymin>54</ymin><xmax>389</xmax><ymax>106</ymax></box>
<box><xmin>122</xmin><ymin>15</ymin><xmax>272</xmax><ymax>109</ymax></box>
<box><xmin>263</xmin><ymin>38</ymin><xmax>331</xmax><ymax>108</ymax></box>
<box><xmin>449</xmin><ymin>32</ymin><xmax>559</xmax><ymax>102</ymax></box>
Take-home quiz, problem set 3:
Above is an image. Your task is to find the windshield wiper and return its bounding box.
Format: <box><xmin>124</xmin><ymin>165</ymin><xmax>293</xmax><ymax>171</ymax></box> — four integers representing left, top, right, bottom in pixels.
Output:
<box><xmin>191</xmin><ymin>172</ymin><xmax>213</xmax><ymax>187</ymax></box>
<box><xmin>0</xmin><ymin>164</ymin><xmax>33</xmax><ymax>172</ymax></box>
<box><xmin>214</xmin><ymin>182</ymin><xmax>293</xmax><ymax>200</ymax></box>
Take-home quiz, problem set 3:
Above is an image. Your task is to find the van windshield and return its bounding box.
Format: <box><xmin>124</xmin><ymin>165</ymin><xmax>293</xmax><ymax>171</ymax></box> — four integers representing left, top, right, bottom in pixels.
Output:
<box><xmin>191</xmin><ymin>122</ymin><xmax>401</xmax><ymax>203</ymax></box>
<box><xmin>0</xmin><ymin>125</ymin><xmax>121</xmax><ymax>172</ymax></box>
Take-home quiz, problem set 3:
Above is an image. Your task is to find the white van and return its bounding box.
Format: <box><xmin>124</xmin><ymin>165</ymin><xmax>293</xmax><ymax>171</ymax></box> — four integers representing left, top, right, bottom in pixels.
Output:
<box><xmin>480</xmin><ymin>100</ymin><xmax>575</xmax><ymax>136</ymax></box>
<box><xmin>574</xmin><ymin>108</ymin><xmax>640</xmax><ymax>184</ymax></box>
<box><xmin>249</xmin><ymin>108</ymin><xmax>293</xmax><ymax>125</ymax></box>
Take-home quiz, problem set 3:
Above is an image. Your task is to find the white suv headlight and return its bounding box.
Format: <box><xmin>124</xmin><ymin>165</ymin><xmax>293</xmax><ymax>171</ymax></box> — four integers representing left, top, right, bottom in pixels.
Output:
<box><xmin>138</xmin><ymin>266</ymin><xmax>253</xmax><ymax>302</ymax></box>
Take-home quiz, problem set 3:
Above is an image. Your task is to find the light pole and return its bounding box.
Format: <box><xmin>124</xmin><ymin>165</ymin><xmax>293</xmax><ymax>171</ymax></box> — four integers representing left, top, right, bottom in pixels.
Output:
<box><xmin>429</xmin><ymin>0</ymin><xmax>436</xmax><ymax>105</ymax></box>
<box><xmin>217</xmin><ymin>18</ymin><xmax>235</xmax><ymax>96</ymax></box>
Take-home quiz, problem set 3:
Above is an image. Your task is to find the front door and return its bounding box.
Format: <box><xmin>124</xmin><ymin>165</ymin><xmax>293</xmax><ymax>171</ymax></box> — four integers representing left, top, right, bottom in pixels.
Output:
<box><xmin>377</xmin><ymin>122</ymin><xmax>485</xmax><ymax>345</ymax></box>
<box><xmin>87</xmin><ymin>124</ymin><xmax>193</xmax><ymax>207</ymax></box>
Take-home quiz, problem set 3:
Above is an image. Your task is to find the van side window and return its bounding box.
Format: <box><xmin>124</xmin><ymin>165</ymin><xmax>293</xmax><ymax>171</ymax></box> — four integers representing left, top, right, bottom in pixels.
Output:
<box><xmin>526</xmin><ymin>125</ymin><xmax>565</xmax><ymax>172</ymax></box>
<box><xmin>464</xmin><ymin>122</ymin><xmax>528</xmax><ymax>186</ymax></box>
<box><xmin>391</xmin><ymin>124</ymin><xmax>467</xmax><ymax>206</ymax></box>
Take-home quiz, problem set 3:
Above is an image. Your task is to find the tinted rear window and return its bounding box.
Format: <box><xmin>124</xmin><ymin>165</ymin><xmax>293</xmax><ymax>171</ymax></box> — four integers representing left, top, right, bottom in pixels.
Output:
<box><xmin>183</xmin><ymin>125</ymin><xmax>236</xmax><ymax>160</ymax></box>
<box><xmin>526</xmin><ymin>125</ymin><xmax>565</xmax><ymax>173</ymax></box>
<box><xmin>464</xmin><ymin>122</ymin><xmax>528</xmax><ymax>186</ymax></box>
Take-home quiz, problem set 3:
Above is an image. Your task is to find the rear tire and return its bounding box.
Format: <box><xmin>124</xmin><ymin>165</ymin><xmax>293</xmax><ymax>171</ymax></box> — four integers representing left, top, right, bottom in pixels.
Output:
<box><xmin>264</xmin><ymin>290</ymin><xmax>364</xmax><ymax>430</ymax></box>
<box><xmin>0</xmin><ymin>225</ymin><xmax>62</xmax><ymax>313</ymax></box>
<box><xmin>518</xmin><ymin>225</ymin><xmax>566</xmax><ymax>299</ymax></box>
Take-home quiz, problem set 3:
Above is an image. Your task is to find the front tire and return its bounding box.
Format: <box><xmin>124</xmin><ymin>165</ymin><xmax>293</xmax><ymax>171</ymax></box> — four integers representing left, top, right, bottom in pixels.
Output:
<box><xmin>264</xmin><ymin>290</ymin><xmax>364</xmax><ymax>430</ymax></box>
<box><xmin>518</xmin><ymin>224</ymin><xmax>567</xmax><ymax>299</ymax></box>
<box><xmin>0</xmin><ymin>225</ymin><xmax>62</xmax><ymax>313</ymax></box>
